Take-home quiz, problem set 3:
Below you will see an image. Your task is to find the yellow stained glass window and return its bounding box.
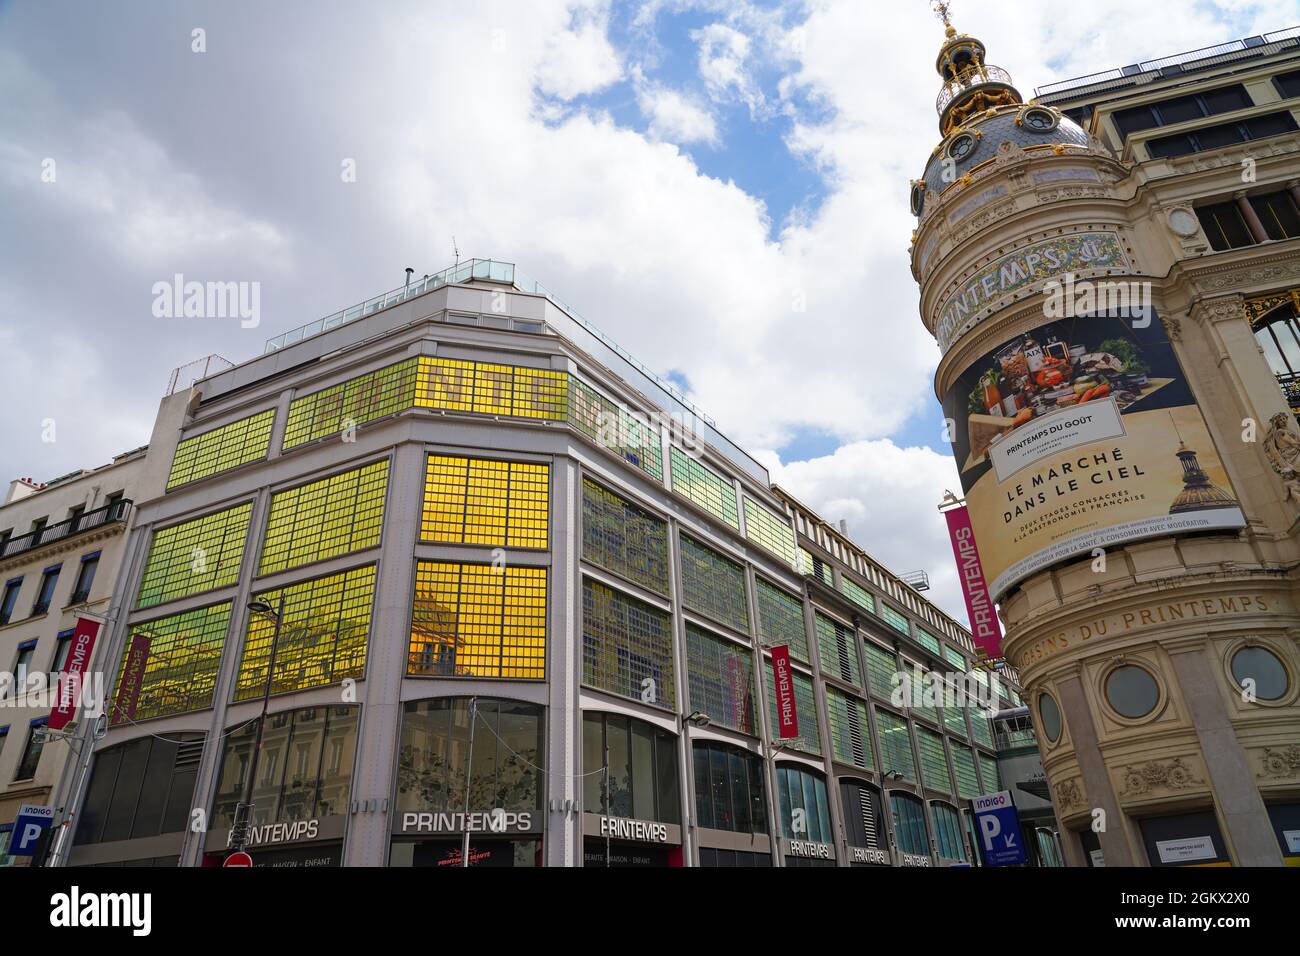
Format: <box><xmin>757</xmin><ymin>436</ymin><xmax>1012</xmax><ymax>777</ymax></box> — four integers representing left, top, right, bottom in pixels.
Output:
<box><xmin>234</xmin><ymin>565</ymin><xmax>376</xmax><ymax>701</ymax></box>
<box><xmin>136</xmin><ymin>503</ymin><xmax>253</xmax><ymax>609</ymax></box>
<box><xmin>742</xmin><ymin>497</ymin><xmax>798</xmax><ymax>568</ymax></box>
<box><xmin>409</xmin><ymin>561</ymin><xmax>547</xmax><ymax>679</ymax></box>
<box><xmin>282</xmin><ymin>359</ymin><xmax>420</xmax><ymax>449</ymax></box>
<box><xmin>167</xmin><ymin>410</ymin><xmax>274</xmax><ymax>489</ymax></box>
<box><xmin>569</xmin><ymin>376</ymin><xmax>662</xmax><ymax>479</ymax></box>
<box><xmin>669</xmin><ymin>447</ymin><xmax>739</xmax><ymax>528</ymax></box>
<box><xmin>416</xmin><ymin>357</ymin><xmax>474</xmax><ymax>411</ymax></box>
<box><xmin>513</xmin><ymin>367</ymin><xmax>568</xmax><ymax>420</ymax></box>
<box><xmin>259</xmin><ymin>460</ymin><xmax>389</xmax><ymax>575</ymax></box>
<box><xmin>421</xmin><ymin>455</ymin><xmax>549</xmax><ymax>549</ymax></box>
<box><xmin>111</xmin><ymin>603</ymin><xmax>232</xmax><ymax>723</ymax></box>
<box><xmin>472</xmin><ymin>362</ymin><xmax>515</xmax><ymax>415</ymax></box>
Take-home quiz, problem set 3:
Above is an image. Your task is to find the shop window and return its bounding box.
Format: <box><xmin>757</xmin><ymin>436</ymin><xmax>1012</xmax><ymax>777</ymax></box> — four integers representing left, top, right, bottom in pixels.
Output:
<box><xmin>890</xmin><ymin>791</ymin><xmax>930</xmax><ymax>857</ymax></box>
<box><xmin>581</xmin><ymin>478</ymin><xmax>669</xmax><ymax>594</ymax></box>
<box><xmin>136</xmin><ymin>503</ymin><xmax>252</xmax><ymax>609</ymax></box>
<box><xmin>685</xmin><ymin>624</ymin><xmax>757</xmax><ymax>735</ymax></box>
<box><xmin>396</xmin><ymin>698</ymin><xmax>543</xmax><ymax>819</ymax></box>
<box><xmin>1266</xmin><ymin>803</ymin><xmax>1300</xmax><ymax>864</ymax></box>
<box><xmin>110</xmin><ymin>603</ymin><xmax>232</xmax><ymax>723</ymax></box>
<box><xmin>692</xmin><ymin>740</ymin><xmax>767</xmax><ymax>835</ymax></box>
<box><xmin>167</xmin><ymin>409</ymin><xmax>275</xmax><ymax>489</ymax></box>
<box><xmin>775</xmin><ymin>764</ymin><xmax>832</xmax><ymax>843</ymax></box>
<box><xmin>422</xmin><ymin>455</ymin><xmax>547</xmax><ymax>551</ymax></box>
<box><xmin>582</xmin><ymin>578</ymin><xmax>674</xmax><ymax>709</ymax></box>
<box><xmin>73</xmin><ymin>734</ymin><xmax>205</xmax><ymax>845</ymax></box>
<box><xmin>669</xmin><ymin>448</ymin><xmax>739</xmax><ymax>529</ymax></box>
<box><xmin>839</xmin><ymin>780</ymin><xmax>885</xmax><ymax>851</ymax></box>
<box><xmin>931</xmin><ymin>801</ymin><xmax>967</xmax><ymax>861</ymax></box>
<box><xmin>697</xmin><ymin>847</ymin><xmax>772</xmax><ymax>866</ymax></box>
<box><xmin>679</xmin><ymin>534</ymin><xmax>749</xmax><ymax>633</ymax></box>
<box><xmin>1138</xmin><ymin>810</ymin><xmax>1230</xmax><ymax>866</ymax></box>
<box><xmin>1035</xmin><ymin>828</ymin><xmax>1064</xmax><ymax>867</ymax></box>
<box><xmin>815</xmin><ymin>613</ymin><xmax>861</xmax><ymax>686</ymax></box>
<box><xmin>212</xmin><ymin>706</ymin><xmax>358</xmax><ymax>829</ymax></box>
<box><xmin>410</xmin><ymin>561</ymin><xmax>546</xmax><ymax>680</ymax></box>
<box><xmin>754</xmin><ymin>578</ymin><xmax>808</xmax><ymax>661</ymax></box>
<box><xmin>766</xmin><ymin>665</ymin><xmax>821</xmax><ymax>755</ymax></box>
<box><xmin>582</xmin><ymin>711</ymin><xmax>679</xmax><ymax>825</ymax></box>
<box><xmin>260</xmin><ymin>461</ymin><xmax>388</xmax><ymax>575</ymax></box>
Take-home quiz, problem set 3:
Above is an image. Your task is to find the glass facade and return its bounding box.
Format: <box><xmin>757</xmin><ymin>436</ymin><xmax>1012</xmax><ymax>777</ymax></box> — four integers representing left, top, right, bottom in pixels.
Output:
<box><xmin>136</xmin><ymin>503</ymin><xmax>252</xmax><ymax>609</ymax></box>
<box><xmin>754</xmin><ymin>578</ymin><xmax>809</xmax><ymax>661</ymax></box>
<box><xmin>775</xmin><ymin>765</ymin><xmax>832</xmax><ymax>842</ymax></box>
<box><xmin>581</xmin><ymin>478</ymin><xmax>669</xmax><ymax>594</ymax></box>
<box><xmin>213</xmin><ymin>706</ymin><xmax>357</xmax><ymax>828</ymax></box>
<box><xmin>570</xmin><ymin>377</ymin><xmax>662</xmax><ymax>480</ymax></box>
<box><xmin>685</xmin><ymin>624</ymin><xmax>757</xmax><ymax>735</ymax></box>
<box><xmin>977</xmin><ymin>751</ymin><xmax>1000</xmax><ymax>791</ymax></box>
<box><xmin>235</xmin><ymin>565</ymin><xmax>376</xmax><ymax>700</ymax></box>
<box><xmin>582</xmin><ymin>578</ymin><xmax>674</xmax><ymax>709</ymax></box>
<box><xmin>952</xmin><ymin>744</ymin><xmax>980</xmax><ymax>800</ymax></box>
<box><xmin>74</xmin><ymin>734</ymin><xmax>205</xmax><ymax>845</ymax></box>
<box><xmin>826</xmin><ymin>688</ymin><xmax>873</xmax><ymax>770</ymax></box>
<box><xmin>741</xmin><ymin>497</ymin><xmax>798</xmax><ymax>567</ymax></box>
<box><xmin>582</xmin><ymin>711</ymin><xmax>680</xmax><ymax>824</ymax></box>
<box><xmin>914</xmin><ymin>627</ymin><xmax>941</xmax><ymax>656</ymax></box>
<box><xmin>766</xmin><ymin>665</ymin><xmax>820</xmax><ymax>755</ymax></box>
<box><xmin>111</xmin><ymin>603</ymin><xmax>231</xmax><ymax>723</ymax></box>
<box><xmin>421</xmin><ymin>455</ymin><xmax>548</xmax><ymax>550</ymax></box>
<box><xmin>669</xmin><ymin>447</ymin><xmax>739</xmax><ymax>529</ymax></box>
<box><xmin>679</xmin><ymin>534</ymin><xmax>749</xmax><ymax>633</ymax></box>
<box><xmin>880</xmin><ymin>603</ymin><xmax>911</xmax><ymax>636</ymax></box>
<box><xmin>840</xmin><ymin>577</ymin><xmax>875</xmax><ymax>614</ymax></box>
<box><xmin>891</xmin><ymin>792</ymin><xmax>929</xmax><ymax>857</ymax></box>
<box><xmin>409</xmin><ymin>561</ymin><xmax>547</xmax><ymax>679</ymax></box>
<box><xmin>864</xmin><ymin>642</ymin><xmax>898</xmax><ymax>699</ymax></box>
<box><xmin>167</xmin><ymin>410</ymin><xmax>274</xmax><ymax>489</ymax></box>
<box><xmin>875</xmin><ymin>707</ymin><xmax>916</xmax><ymax>783</ymax></box>
<box><xmin>692</xmin><ymin>740</ymin><xmax>767</xmax><ymax>835</ymax></box>
<box><xmin>916</xmin><ymin>726</ymin><xmax>951</xmax><ymax>794</ymax></box>
<box><xmin>284</xmin><ymin>358</ymin><xmax>421</xmax><ymax>448</ymax></box>
<box><xmin>815</xmin><ymin>613</ymin><xmax>861</xmax><ymax>686</ymax></box>
<box><xmin>260</xmin><ymin>461</ymin><xmax>388</xmax><ymax>575</ymax></box>
<box><xmin>396</xmin><ymin>698</ymin><xmax>544</xmax><ymax>818</ymax></box>
<box><xmin>932</xmin><ymin>802</ymin><xmax>967</xmax><ymax>861</ymax></box>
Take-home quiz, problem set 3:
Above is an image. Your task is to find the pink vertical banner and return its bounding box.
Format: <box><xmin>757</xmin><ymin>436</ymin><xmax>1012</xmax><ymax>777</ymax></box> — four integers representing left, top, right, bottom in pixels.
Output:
<box><xmin>49</xmin><ymin>617</ymin><xmax>100</xmax><ymax>730</ymax></box>
<box><xmin>770</xmin><ymin>645</ymin><xmax>799</xmax><ymax>739</ymax></box>
<box><xmin>944</xmin><ymin>505</ymin><xmax>1002</xmax><ymax>659</ymax></box>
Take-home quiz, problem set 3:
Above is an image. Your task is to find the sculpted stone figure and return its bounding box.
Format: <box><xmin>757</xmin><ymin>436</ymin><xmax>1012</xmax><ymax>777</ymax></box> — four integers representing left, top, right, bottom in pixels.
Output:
<box><xmin>1263</xmin><ymin>412</ymin><xmax>1300</xmax><ymax>503</ymax></box>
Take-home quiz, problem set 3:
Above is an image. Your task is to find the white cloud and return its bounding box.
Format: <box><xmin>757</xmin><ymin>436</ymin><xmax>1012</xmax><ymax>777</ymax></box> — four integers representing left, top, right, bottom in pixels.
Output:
<box><xmin>637</xmin><ymin>83</ymin><xmax>718</xmax><ymax>144</ymax></box>
<box><xmin>535</xmin><ymin>13</ymin><xmax>623</xmax><ymax>100</ymax></box>
<box><xmin>692</xmin><ymin>22</ymin><xmax>765</xmax><ymax>114</ymax></box>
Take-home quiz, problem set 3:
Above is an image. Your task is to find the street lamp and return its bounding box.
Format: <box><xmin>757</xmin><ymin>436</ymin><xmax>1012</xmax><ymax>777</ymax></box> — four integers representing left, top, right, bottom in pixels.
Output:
<box><xmin>229</xmin><ymin>595</ymin><xmax>286</xmax><ymax>856</ymax></box>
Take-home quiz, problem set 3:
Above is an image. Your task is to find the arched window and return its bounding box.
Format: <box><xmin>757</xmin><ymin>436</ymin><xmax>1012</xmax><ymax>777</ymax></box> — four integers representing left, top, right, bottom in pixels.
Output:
<box><xmin>890</xmin><ymin>791</ymin><xmax>930</xmax><ymax>857</ymax></box>
<box><xmin>1249</xmin><ymin>293</ymin><xmax>1300</xmax><ymax>415</ymax></box>
<box><xmin>839</xmin><ymin>779</ymin><xmax>885</xmax><ymax>851</ymax></box>
<box><xmin>775</xmin><ymin>764</ymin><xmax>832</xmax><ymax>843</ymax></box>
<box><xmin>582</xmin><ymin>711</ymin><xmax>680</xmax><ymax>825</ymax></box>
<box><xmin>692</xmin><ymin>741</ymin><xmax>766</xmax><ymax>834</ymax></box>
<box><xmin>931</xmin><ymin>802</ymin><xmax>967</xmax><ymax>861</ymax></box>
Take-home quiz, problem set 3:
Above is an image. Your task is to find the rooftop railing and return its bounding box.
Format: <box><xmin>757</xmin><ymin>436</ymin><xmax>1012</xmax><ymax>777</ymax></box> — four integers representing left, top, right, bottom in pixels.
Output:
<box><xmin>1035</xmin><ymin>26</ymin><xmax>1300</xmax><ymax>98</ymax></box>
<box><xmin>936</xmin><ymin>64</ymin><xmax>1015</xmax><ymax>113</ymax></box>
<box><xmin>0</xmin><ymin>498</ymin><xmax>132</xmax><ymax>563</ymax></box>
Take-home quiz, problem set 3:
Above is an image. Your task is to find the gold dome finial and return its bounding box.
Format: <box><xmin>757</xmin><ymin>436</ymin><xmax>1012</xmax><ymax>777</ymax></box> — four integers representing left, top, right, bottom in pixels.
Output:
<box><xmin>933</xmin><ymin>0</ymin><xmax>957</xmax><ymax>38</ymax></box>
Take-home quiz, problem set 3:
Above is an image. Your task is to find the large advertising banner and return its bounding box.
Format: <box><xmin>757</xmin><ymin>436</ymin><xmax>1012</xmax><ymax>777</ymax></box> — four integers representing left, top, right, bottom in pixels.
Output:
<box><xmin>943</xmin><ymin>506</ymin><xmax>1002</xmax><ymax>660</ymax></box>
<box><xmin>942</xmin><ymin>309</ymin><xmax>1245</xmax><ymax>600</ymax></box>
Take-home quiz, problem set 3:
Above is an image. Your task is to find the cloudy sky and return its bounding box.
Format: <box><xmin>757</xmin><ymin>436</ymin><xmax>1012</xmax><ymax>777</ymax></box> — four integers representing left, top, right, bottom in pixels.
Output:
<box><xmin>2</xmin><ymin>0</ymin><xmax>1296</xmax><ymax>619</ymax></box>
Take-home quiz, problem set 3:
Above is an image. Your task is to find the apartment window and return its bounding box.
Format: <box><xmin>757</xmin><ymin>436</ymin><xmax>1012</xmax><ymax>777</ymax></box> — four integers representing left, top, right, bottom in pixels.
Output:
<box><xmin>692</xmin><ymin>740</ymin><xmax>767</xmax><ymax>835</ymax></box>
<box><xmin>815</xmin><ymin>613</ymin><xmax>861</xmax><ymax>686</ymax></box>
<box><xmin>582</xmin><ymin>711</ymin><xmax>680</xmax><ymax>825</ymax></box>
<box><xmin>110</xmin><ymin>603</ymin><xmax>232</xmax><ymax>723</ymax></box>
<box><xmin>679</xmin><ymin>534</ymin><xmax>749</xmax><ymax>633</ymax></box>
<box><xmin>136</xmin><ymin>503</ymin><xmax>252</xmax><ymax>609</ymax></box>
<box><xmin>766</xmin><ymin>665</ymin><xmax>820</xmax><ymax>755</ymax></box>
<box><xmin>30</xmin><ymin>517</ymin><xmax>48</xmax><ymax>546</ymax></box>
<box><xmin>51</xmin><ymin>629</ymin><xmax>75</xmax><ymax>677</ymax></box>
<box><xmin>932</xmin><ymin>802</ymin><xmax>967</xmax><ymax>861</ymax></box>
<box><xmin>826</xmin><ymin>688</ymin><xmax>874</xmax><ymax>770</ymax></box>
<box><xmin>570</xmin><ymin>376</ymin><xmax>662</xmax><ymax>480</ymax></box>
<box><xmin>668</xmin><ymin>447</ymin><xmax>739</xmax><ymax>529</ymax></box>
<box><xmin>742</xmin><ymin>497</ymin><xmax>798</xmax><ymax>567</ymax></box>
<box><xmin>875</xmin><ymin>707</ymin><xmax>915</xmax><ymax>782</ymax></box>
<box><xmin>1273</xmin><ymin>68</ymin><xmax>1300</xmax><ymax>98</ymax></box>
<box><xmin>582</xmin><ymin>578</ymin><xmax>674</xmax><ymax>710</ymax></box>
<box><xmin>12</xmin><ymin>640</ymin><xmax>37</xmax><ymax>694</ymax></box>
<box><xmin>213</xmin><ymin>706</ymin><xmax>359</xmax><ymax>829</ymax></box>
<box><xmin>73</xmin><ymin>734</ymin><xmax>205</xmax><ymax>845</ymax></box>
<box><xmin>67</xmin><ymin>505</ymin><xmax>84</xmax><ymax>533</ymax></box>
<box><xmin>754</xmin><ymin>578</ymin><xmax>809</xmax><ymax>661</ymax></box>
<box><xmin>1148</xmin><ymin>111</ymin><xmax>1298</xmax><ymax>158</ymax></box>
<box><xmin>0</xmin><ymin>578</ymin><xmax>21</xmax><ymax>625</ymax></box>
<box><xmin>32</xmin><ymin>565</ymin><xmax>61</xmax><ymax>616</ymax></box>
<box><xmin>775</xmin><ymin>765</ymin><xmax>832</xmax><ymax>843</ymax></box>
<box><xmin>1112</xmin><ymin>84</ymin><xmax>1252</xmax><ymax>138</ymax></box>
<box><xmin>14</xmin><ymin>718</ymin><xmax>48</xmax><ymax>780</ymax></box>
<box><xmin>581</xmin><ymin>478</ymin><xmax>669</xmax><ymax>594</ymax></box>
<box><xmin>421</xmin><ymin>456</ymin><xmax>545</xmax><ymax>551</ymax></box>
<box><xmin>167</xmin><ymin>409</ymin><xmax>275</xmax><ymax>489</ymax></box>
<box><xmin>685</xmin><ymin>624</ymin><xmax>756</xmax><ymax>735</ymax></box>
<box><xmin>70</xmin><ymin>551</ymin><xmax>100</xmax><ymax>604</ymax></box>
<box><xmin>261</xmin><ymin>460</ymin><xmax>389</xmax><ymax>574</ymax></box>
<box><xmin>890</xmin><ymin>792</ymin><xmax>929</xmax><ymax>857</ymax></box>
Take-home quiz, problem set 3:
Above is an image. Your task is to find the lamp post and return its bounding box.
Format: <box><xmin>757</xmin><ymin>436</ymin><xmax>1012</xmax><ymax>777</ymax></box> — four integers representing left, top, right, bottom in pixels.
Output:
<box><xmin>230</xmin><ymin>595</ymin><xmax>286</xmax><ymax>855</ymax></box>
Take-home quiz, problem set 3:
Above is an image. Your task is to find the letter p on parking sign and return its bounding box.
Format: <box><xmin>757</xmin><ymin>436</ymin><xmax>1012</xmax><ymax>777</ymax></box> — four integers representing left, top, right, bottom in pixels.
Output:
<box><xmin>971</xmin><ymin>791</ymin><xmax>1027</xmax><ymax>867</ymax></box>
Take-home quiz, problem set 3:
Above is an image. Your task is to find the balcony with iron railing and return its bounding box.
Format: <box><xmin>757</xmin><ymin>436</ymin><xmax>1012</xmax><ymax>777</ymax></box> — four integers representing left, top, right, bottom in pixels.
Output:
<box><xmin>936</xmin><ymin>64</ymin><xmax>1015</xmax><ymax>113</ymax></box>
<box><xmin>0</xmin><ymin>499</ymin><xmax>132</xmax><ymax>563</ymax></box>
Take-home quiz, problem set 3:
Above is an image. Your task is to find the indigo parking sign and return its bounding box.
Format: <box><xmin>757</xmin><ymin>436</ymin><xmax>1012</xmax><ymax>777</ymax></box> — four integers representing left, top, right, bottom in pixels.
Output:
<box><xmin>971</xmin><ymin>791</ymin><xmax>1027</xmax><ymax>867</ymax></box>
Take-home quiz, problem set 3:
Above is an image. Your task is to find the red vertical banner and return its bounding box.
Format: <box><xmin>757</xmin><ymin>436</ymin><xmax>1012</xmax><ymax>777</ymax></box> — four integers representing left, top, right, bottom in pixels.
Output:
<box><xmin>48</xmin><ymin>617</ymin><xmax>100</xmax><ymax>731</ymax></box>
<box><xmin>770</xmin><ymin>645</ymin><xmax>799</xmax><ymax>739</ymax></box>
<box><xmin>944</xmin><ymin>505</ymin><xmax>1003</xmax><ymax>659</ymax></box>
<box><xmin>111</xmin><ymin>632</ymin><xmax>152</xmax><ymax>724</ymax></box>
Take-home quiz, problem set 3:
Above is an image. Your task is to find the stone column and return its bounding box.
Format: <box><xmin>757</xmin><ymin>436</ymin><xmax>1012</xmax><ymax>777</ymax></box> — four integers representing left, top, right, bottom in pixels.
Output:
<box><xmin>1166</xmin><ymin>639</ymin><xmax>1284</xmax><ymax>866</ymax></box>
<box><xmin>1287</xmin><ymin>179</ymin><xmax>1300</xmax><ymax>210</ymax></box>
<box><xmin>1234</xmin><ymin>191</ymin><xmax>1270</xmax><ymax>244</ymax></box>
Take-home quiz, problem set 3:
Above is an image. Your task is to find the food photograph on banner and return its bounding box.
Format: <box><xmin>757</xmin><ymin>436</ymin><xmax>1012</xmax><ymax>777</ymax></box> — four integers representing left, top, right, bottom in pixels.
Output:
<box><xmin>942</xmin><ymin>308</ymin><xmax>1246</xmax><ymax>600</ymax></box>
